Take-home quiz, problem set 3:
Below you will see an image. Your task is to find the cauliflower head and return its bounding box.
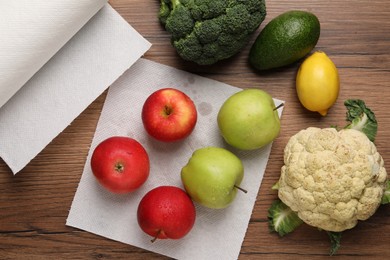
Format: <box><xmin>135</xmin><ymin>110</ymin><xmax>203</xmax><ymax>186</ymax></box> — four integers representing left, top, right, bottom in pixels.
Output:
<box><xmin>278</xmin><ymin>127</ymin><xmax>387</xmax><ymax>232</ymax></box>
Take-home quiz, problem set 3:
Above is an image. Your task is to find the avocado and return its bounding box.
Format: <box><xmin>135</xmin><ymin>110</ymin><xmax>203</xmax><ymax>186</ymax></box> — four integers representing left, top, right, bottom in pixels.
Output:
<box><xmin>249</xmin><ymin>10</ymin><xmax>320</xmax><ymax>70</ymax></box>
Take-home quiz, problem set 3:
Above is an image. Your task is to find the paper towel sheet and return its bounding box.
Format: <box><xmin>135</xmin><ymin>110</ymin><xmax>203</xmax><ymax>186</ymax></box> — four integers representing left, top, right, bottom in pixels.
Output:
<box><xmin>0</xmin><ymin>4</ymin><xmax>151</xmax><ymax>174</ymax></box>
<box><xmin>67</xmin><ymin>58</ymin><xmax>284</xmax><ymax>260</ymax></box>
<box><xmin>0</xmin><ymin>0</ymin><xmax>107</xmax><ymax>109</ymax></box>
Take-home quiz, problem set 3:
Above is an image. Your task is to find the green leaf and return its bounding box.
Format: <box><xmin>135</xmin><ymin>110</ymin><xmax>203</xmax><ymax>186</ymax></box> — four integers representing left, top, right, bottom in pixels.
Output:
<box><xmin>271</xmin><ymin>181</ymin><xmax>279</xmax><ymax>190</ymax></box>
<box><xmin>344</xmin><ymin>99</ymin><xmax>377</xmax><ymax>142</ymax></box>
<box><xmin>381</xmin><ymin>180</ymin><xmax>390</xmax><ymax>205</ymax></box>
<box><xmin>268</xmin><ymin>199</ymin><xmax>303</xmax><ymax>236</ymax></box>
<box><xmin>327</xmin><ymin>231</ymin><xmax>342</xmax><ymax>256</ymax></box>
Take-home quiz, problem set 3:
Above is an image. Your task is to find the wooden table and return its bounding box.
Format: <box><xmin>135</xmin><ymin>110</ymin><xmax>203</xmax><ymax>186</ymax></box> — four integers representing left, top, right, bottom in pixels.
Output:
<box><xmin>1</xmin><ymin>0</ymin><xmax>389</xmax><ymax>258</ymax></box>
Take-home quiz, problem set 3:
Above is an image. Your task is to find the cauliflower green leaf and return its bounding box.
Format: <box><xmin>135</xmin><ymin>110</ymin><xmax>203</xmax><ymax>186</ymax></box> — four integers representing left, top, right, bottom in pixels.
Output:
<box><xmin>344</xmin><ymin>99</ymin><xmax>377</xmax><ymax>142</ymax></box>
<box><xmin>268</xmin><ymin>199</ymin><xmax>344</xmax><ymax>255</ymax></box>
<box><xmin>327</xmin><ymin>231</ymin><xmax>342</xmax><ymax>256</ymax></box>
<box><xmin>381</xmin><ymin>180</ymin><xmax>390</xmax><ymax>205</ymax></box>
<box><xmin>268</xmin><ymin>199</ymin><xmax>303</xmax><ymax>236</ymax></box>
<box><xmin>271</xmin><ymin>181</ymin><xmax>279</xmax><ymax>190</ymax></box>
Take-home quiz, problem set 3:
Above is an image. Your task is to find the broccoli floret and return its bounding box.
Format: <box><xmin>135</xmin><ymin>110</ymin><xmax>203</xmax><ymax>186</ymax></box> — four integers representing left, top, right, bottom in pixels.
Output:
<box><xmin>159</xmin><ymin>0</ymin><xmax>266</xmax><ymax>65</ymax></box>
<box><xmin>158</xmin><ymin>0</ymin><xmax>171</xmax><ymax>24</ymax></box>
<box><xmin>162</xmin><ymin>0</ymin><xmax>195</xmax><ymax>40</ymax></box>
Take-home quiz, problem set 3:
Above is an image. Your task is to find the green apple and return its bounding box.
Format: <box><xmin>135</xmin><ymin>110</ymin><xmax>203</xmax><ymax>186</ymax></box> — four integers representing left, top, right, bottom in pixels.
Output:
<box><xmin>217</xmin><ymin>89</ymin><xmax>281</xmax><ymax>150</ymax></box>
<box><xmin>181</xmin><ymin>147</ymin><xmax>245</xmax><ymax>209</ymax></box>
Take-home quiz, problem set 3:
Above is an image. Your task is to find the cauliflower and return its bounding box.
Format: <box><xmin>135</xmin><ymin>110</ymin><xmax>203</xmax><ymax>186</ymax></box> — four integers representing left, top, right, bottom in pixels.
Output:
<box><xmin>268</xmin><ymin>100</ymin><xmax>389</xmax><ymax>255</ymax></box>
<box><xmin>278</xmin><ymin>127</ymin><xmax>387</xmax><ymax>232</ymax></box>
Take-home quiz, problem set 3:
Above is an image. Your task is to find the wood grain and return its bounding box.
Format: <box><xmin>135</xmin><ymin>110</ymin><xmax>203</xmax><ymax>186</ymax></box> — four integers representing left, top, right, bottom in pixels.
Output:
<box><xmin>1</xmin><ymin>0</ymin><xmax>389</xmax><ymax>259</ymax></box>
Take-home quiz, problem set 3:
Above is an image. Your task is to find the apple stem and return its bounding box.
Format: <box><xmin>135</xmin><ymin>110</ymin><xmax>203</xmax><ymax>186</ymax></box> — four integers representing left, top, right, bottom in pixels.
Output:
<box><xmin>151</xmin><ymin>229</ymin><xmax>161</xmax><ymax>243</ymax></box>
<box><xmin>273</xmin><ymin>103</ymin><xmax>284</xmax><ymax>111</ymax></box>
<box><xmin>234</xmin><ymin>185</ymin><xmax>248</xmax><ymax>194</ymax></box>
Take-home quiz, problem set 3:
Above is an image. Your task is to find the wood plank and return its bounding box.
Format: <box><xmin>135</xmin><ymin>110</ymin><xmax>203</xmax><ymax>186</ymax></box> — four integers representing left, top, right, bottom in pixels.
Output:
<box><xmin>1</xmin><ymin>0</ymin><xmax>389</xmax><ymax>258</ymax></box>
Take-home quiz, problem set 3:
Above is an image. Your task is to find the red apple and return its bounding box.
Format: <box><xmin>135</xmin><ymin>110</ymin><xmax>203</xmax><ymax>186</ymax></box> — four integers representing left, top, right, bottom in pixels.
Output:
<box><xmin>141</xmin><ymin>88</ymin><xmax>197</xmax><ymax>142</ymax></box>
<box><xmin>91</xmin><ymin>136</ymin><xmax>150</xmax><ymax>194</ymax></box>
<box><xmin>137</xmin><ymin>186</ymin><xmax>196</xmax><ymax>241</ymax></box>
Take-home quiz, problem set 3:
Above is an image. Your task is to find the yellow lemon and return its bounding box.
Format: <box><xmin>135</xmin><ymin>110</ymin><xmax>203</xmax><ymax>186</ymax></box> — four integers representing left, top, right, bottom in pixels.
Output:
<box><xmin>296</xmin><ymin>51</ymin><xmax>340</xmax><ymax>116</ymax></box>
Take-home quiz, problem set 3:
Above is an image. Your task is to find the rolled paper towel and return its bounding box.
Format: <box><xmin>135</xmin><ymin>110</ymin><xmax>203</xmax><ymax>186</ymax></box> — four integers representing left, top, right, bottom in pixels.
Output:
<box><xmin>0</xmin><ymin>0</ymin><xmax>107</xmax><ymax>108</ymax></box>
<box><xmin>0</xmin><ymin>3</ymin><xmax>151</xmax><ymax>174</ymax></box>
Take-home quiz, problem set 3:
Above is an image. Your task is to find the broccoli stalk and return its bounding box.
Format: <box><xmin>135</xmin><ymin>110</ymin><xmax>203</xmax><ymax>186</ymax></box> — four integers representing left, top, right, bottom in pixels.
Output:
<box><xmin>344</xmin><ymin>99</ymin><xmax>378</xmax><ymax>142</ymax></box>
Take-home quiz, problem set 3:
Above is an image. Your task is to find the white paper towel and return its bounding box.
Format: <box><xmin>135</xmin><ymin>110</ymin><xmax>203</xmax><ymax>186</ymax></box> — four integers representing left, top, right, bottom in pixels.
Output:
<box><xmin>0</xmin><ymin>4</ymin><xmax>151</xmax><ymax>174</ymax></box>
<box><xmin>0</xmin><ymin>0</ymin><xmax>107</xmax><ymax>109</ymax></box>
<box><xmin>67</xmin><ymin>58</ymin><xmax>284</xmax><ymax>260</ymax></box>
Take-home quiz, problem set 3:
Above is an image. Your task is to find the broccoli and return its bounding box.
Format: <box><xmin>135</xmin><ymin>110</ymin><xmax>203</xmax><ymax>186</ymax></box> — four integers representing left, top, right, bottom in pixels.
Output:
<box><xmin>159</xmin><ymin>0</ymin><xmax>266</xmax><ymax>65</ymax></box>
